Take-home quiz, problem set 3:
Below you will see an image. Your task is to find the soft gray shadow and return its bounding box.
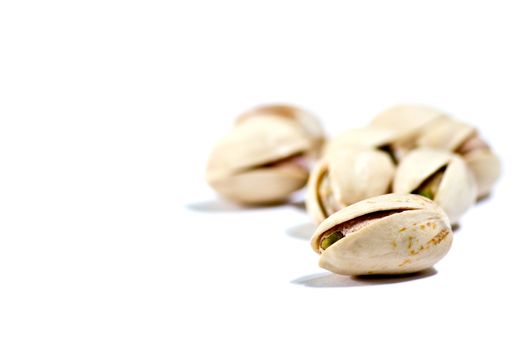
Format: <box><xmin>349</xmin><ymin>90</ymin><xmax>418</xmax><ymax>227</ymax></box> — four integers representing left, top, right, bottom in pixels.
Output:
<box><xmin>186</xmin><ymin>200</ymin><xmax>284</xmax><ymax>213</ymax></box>
<box><xmin>289</xmin><ymin>201</ymin><xmax>306</xmax><ymax>211</ymax></box>
<box><xmin>452</xmin><ymin>223</ymin><xmax>461</xmax><ymax>232</ymax></box>
<box><xmin>286</xmin><ymin>222</ymin><xmax>316</xmax><ymax>241</ymax></box>
<box><xmin>291</xmin><ymin>268</ymin><xmax>437</xmax><ymax>288</ymax></box>
<box><xmin>186</xmin><ymin>200</ymin><xmax>246</xmax><ymax>212</ymax></box>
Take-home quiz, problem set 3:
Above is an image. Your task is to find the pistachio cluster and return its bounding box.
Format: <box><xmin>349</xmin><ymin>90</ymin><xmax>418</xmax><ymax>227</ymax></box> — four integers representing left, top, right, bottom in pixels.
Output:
<box><xmin>206</xmin><ymin>104</ymin><xmax>500</xmax><ymax>276</ymax></box>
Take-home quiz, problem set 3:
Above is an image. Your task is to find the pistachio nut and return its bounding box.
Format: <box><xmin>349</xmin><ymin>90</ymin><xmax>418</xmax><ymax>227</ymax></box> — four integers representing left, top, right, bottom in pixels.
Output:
<box><xmin>236</xmin><ymin>104</ymin><xmax>325</xmax><ymax>157</ymax></box>
<box><xmin>306</xmin><ymin>148</ymin><xmax>395</xmax><ymax>224</ymax></box>
<box><xmin>393</xmin><ymin>148</ymin><xmax>477</xmax><ymax>224</ymax></box>
<box><xmin>311</xmin><ymin>193</ymin><xmax>453</xmax><ymax>275</ymax></box>
<box><xmin>416</xmin><ymin>118</ymin><xmax>500</xmax><ymax>198</ymax></box>
<box><xmin>206</xmin><ymin>117</ymin><xmax>311</xmax><ymax>204</ymax></box>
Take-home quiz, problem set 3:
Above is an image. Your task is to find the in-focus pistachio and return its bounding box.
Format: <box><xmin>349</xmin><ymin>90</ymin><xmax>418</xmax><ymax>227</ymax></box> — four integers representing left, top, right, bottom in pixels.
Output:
<box><xmin>311</xmin><ymin>194</ymin><xmax>453</xmax><ymax>275</ymax></box>
<box><xmin>393</xmin><ymin>148</ymin><xmax>477</xmax><ymax>224</ymax></box>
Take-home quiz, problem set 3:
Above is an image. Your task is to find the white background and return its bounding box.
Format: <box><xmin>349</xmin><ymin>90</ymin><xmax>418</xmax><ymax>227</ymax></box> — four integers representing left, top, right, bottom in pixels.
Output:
<box><xmin>1</xmin><ymin>1</ymin><xmax>524</xmax><ymax>349</ymax></box>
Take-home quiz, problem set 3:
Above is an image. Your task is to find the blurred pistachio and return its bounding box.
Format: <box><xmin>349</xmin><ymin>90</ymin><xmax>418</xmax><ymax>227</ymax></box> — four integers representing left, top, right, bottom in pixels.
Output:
<box><xmin>393</xmin><ymin>148</ymin><xmax>477</xmax><ymax>224</ymax></box>
<box><xmin>416</xmin><ymin>117</ymin><xmax>500</xmax><ymax>199</ymax></box>
<box><xmin>206</xmin><ymin>117</ymin><xmax>312</xmax><ymax>204</ymax></box>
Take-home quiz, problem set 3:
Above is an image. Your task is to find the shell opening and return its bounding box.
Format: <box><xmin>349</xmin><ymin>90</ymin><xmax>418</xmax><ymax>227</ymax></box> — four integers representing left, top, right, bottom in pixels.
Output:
<box><xmin>412</xmin><ymin>166</ymin><xmax>446</xmax><ymax>200</ymax></box>
<box><xmin>318</xmin><ymin>208</ymin><xmax>413</xmax><ymax>252</ymax></box>
<box><xmin>379</xmin><ymin>144</ymin><xmax>398</xmax><ymax>165</ymax></box>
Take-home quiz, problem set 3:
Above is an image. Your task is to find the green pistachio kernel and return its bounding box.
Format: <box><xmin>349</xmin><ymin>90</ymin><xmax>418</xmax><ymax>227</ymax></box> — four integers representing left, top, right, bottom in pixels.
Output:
<box><xmin>414</xmin><ymin>169</ymin><xmax>445</xmax><ymax>200</ymax></box>
<box><xmin>320</xmin><ymin>231</ymin><xmax>344</xmax><ymax>250</ymax></box>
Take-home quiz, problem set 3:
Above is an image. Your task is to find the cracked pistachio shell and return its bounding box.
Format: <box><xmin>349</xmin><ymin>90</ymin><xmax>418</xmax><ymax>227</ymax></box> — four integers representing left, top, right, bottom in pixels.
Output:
<box><xmin>393</xmin><ymin>148</ymin><xmax>477</xmax><ymax>224</ymax></box>
<box><xmin>236</xmin><ymin>104</ymin><xmax>324</xmax><ymax>157</ymax></box>
<box><xmin>306</xmin><ymin>148</ymin><xmax>395</xmax><ymax>224</ymax></box>
<box><xmin>311</xmin><ymin>194</ymin><xmax>452</xmax><ymax>275</ymax></box>
<box><xmin>416</xmin><ymin>118</ymin><xmax>500</xmax><ymax>198</ymax></box>
<box><xmin>206</xmin><ymin>117</ymin><xmax>311</xmax><ymax>204</ymax></box>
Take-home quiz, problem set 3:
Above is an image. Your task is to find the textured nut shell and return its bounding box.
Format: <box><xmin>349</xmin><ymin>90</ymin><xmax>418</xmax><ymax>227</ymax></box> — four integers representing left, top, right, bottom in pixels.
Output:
<box><xmin>237</xmin><ymin>104</ymin><xmax>324</xmax><ymax>154</ymax></box>
<box><xmin>417</xmin><ymin>118</ymin><xmax>477</xmax><ymax>151</ymax></box>
<box><xmin>206</xmin><ymin>117</ymin><xmax>311</xmax><ymax>182</ymax></box>
<box><xmin>463</xmin><ymin>149</ymin><xmax>501</xmax><ymax>198</ymax></box>
<box><xmin>319</xmin><ymin>209</ymin><xmax>452</xmax><ymax>275</ymax></box>
<box><xmin>329</xmin><ymin>148</ymin><xmax>395</xmax><ymax>207</ymax></box>
<box><xmin>393</xmin><ymin>148</ymin><xmax>477</xmax><ymax>224</ymax></box>
<box><xmin>306</xmin><ymin>160</ymin><xmax>330</xmax><ymax>225</ymax></box>
<box><xmin>311</xmin><ymin>194</ymin><xmax>452</xmax><ymax>275</ymax></box>
<box><xmin>371</xmin><ymin>105</ymin><xmax>448</xmax><ymax>136</ymax></box>
<box><xmin>311</xmin><ymin>193</ymin><xmax>442</xmax><ymax>253</ymax></box>
<box><xmin>210</xmin><ymin>163</ymin><xmax>308</xmax><ymax>204</ymax></box>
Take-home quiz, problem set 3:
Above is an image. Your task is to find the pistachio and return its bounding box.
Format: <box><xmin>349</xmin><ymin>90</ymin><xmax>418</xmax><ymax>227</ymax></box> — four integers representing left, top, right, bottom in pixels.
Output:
<box><xmin>393</xmin><ymin>148</ymin><xmax>477</xmax><ymax>224</ymax></box>
<box><xmin>306</xmin><ymin>148</ymin><xmax>395</xmax><ymax>224</ymax></box>
<box><xmin>206</xmin><ymin>117</ymin><xmax>312</xmax><ymax>204</ymax></box>
<box><xmin>311</xmin><ymin>194</ymin><xmax>453</xmax><ymax>275</ymax></box>
<box><xmin>417</xmin><ymin>118</ymin><xmax>500</xmax><ymax>198</ymax></box>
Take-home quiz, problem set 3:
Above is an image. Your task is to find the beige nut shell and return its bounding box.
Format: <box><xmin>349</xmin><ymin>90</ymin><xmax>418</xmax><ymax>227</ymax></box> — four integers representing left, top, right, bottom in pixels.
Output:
<box><xmin>415</xmin><ymin>118</ymin><xmax>500</xmax><ymax>198</ymax></box>
<box><xmin>393</xmin><ymin>148</ymin><xmax>477</xmax><ymax>224</ymax></box>
<box><xmin>311</xmin><ymin>194</ymin><xmax>452</xmax><ymax>275</ymax></box>
<box><xmin>306</xmin><ymin>148</ymin><xmax>395</xmax><ymax>224</ymax></box>
<box><xmin>206</xmin><ymin>117</ymin><xmax>311</xmax><ymax>204</ymax></box>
